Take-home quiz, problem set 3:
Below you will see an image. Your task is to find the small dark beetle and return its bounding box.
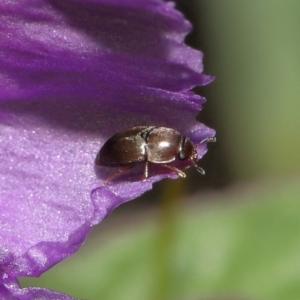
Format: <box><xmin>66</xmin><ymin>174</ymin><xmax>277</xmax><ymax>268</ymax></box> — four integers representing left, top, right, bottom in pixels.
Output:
<box><xmin>96</xmin><ymin>126</ymin><xmax>215</xmax><ymax>184</ymax></box>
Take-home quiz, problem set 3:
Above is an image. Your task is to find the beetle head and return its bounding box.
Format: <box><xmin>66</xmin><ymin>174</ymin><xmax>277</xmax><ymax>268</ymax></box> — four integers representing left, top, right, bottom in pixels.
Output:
<box><xmin>191</xmin><ymin>136</ymin><xmax>216</xmax><ymax>175</ymax></box>
<box><xmin>179</xmin><ymin>137</ymin><xmax>205</xmax><ymax>175</ymax></box>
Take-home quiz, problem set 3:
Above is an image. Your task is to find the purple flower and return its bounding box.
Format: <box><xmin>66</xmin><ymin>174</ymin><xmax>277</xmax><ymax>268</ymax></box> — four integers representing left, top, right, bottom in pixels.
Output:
<box><xmin>0</xmin><ymin>0</ymin><xmax>215</xmax><ymax>298</ymax></box>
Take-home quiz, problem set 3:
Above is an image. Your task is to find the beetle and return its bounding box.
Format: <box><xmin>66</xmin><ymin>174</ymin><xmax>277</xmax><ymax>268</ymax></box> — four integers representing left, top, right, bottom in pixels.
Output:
<box><xmin>95</xmin><ymin>126</ymin><xmax>215</xmax><ymax>184</ymax></box>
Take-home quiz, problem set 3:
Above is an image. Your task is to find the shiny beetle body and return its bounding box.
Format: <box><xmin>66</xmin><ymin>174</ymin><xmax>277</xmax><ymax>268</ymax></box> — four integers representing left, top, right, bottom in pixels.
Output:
<box><xmin>96</xmin><ymin>126</ymin><xmax>212</xmax><ymax>183</ymax></box>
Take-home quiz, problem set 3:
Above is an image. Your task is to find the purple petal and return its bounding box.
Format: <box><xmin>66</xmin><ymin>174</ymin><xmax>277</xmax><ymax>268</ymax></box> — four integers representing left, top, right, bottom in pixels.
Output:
<box><xmin>0</xmin><ymin>0</ymin><xmax>215</xmax><ymax>280</ymax></box>
<box><xmin>1</xmin><ymin>276</ymin><xmax>75</xmax><ymax>299</ymax></box>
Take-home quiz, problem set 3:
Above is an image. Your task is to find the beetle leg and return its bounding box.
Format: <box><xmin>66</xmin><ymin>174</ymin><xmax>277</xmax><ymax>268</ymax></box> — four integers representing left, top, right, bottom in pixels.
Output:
<box><xmin>190</xmin><ymin>160</ymin><xmax>205</xmax><ymax>175</ymax></box>
<box><xmin>142</xmin><ymin>162</ymin><xmax>149</xmax><ymax>182</ymax></box>
<box><xmin>103</xmin><ymin>166</ymin><xmax>134</xmax><ymax>185</ymax></box>
<box><xmin>163</xmin><ymin>164</ymin><xmax>186</xmax><ymax>178</ymax></box>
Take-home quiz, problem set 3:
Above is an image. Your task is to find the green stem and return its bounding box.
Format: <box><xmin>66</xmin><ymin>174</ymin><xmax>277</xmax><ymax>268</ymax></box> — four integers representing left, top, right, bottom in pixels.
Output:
<box><xmin>152</xmin><ymin>178</ymin><xmax>186</xmax><ymax>300</ymax></box>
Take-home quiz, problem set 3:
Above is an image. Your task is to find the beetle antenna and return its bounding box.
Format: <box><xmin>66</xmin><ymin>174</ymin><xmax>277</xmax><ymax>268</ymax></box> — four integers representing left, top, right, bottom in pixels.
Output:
<box><xmin>197</xmin><ymin>136</ymin><xmax>216</xmax><ymax>146</ymax></box>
